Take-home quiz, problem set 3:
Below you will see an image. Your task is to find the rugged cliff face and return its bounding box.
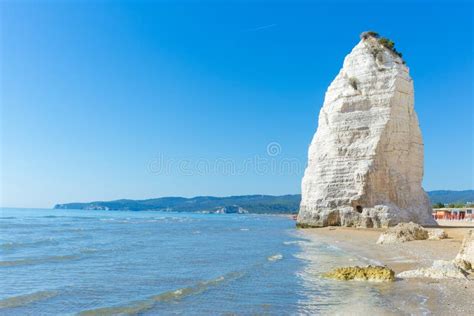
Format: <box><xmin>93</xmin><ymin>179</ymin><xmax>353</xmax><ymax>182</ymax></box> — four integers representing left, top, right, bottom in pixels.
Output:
<box><xmin>297</xmin><ymin>34</ymin><xmax>436</xmax><ymax>228</ymax></box>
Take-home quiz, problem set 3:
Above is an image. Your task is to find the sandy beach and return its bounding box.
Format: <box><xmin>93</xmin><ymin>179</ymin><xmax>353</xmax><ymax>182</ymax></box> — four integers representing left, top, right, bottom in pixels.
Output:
<box><xmin>299</xmin><ymin>221</ymin><xmax>474</xmax><ymax>315</ymax></box>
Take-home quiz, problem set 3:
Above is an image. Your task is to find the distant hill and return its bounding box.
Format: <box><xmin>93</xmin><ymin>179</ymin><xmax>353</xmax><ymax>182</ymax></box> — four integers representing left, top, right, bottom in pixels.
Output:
<box><xmin>54</xmin><ymin>195</ymin><xmax>302</xmax><ymax>214</ymax></box>
<box><xmin>54</xmin><ymin>190</ymin><xmax>474</xmax><ymax>214</ymax></box>
<box><xmin>426</xmin><ymin>190</ymin><xmax>474</xmax><ymax>204</ymax></box>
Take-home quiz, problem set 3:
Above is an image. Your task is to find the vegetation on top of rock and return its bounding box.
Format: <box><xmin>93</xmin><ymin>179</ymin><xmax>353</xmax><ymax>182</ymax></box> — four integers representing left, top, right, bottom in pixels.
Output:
<box><xmin>360</xmin><ymin>31</ymin><xmax>404</xmax><ymax>61</ymax></box>
<box><xmin>377</xmin><ymin>37</ymin><xmax>403</xmax><ymax>59</ymax></box>
<box><xmin>324</xmin><ymin>265</ymin><xmax>395</xmax><ymax>282</ymax></box>
<box><xmin>360</xmin><ymin>31</ymin><xmax>379</xmax><ymax>39</ymax></box>
<box><xmin>377</xmin><ymin>37</ymin><xmax>395</xmax><ymax>50</ymax></box>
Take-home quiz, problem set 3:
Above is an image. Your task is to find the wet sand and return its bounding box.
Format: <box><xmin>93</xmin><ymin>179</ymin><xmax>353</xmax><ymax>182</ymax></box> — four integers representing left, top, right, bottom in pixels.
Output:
<box><xmin>300</xmin><ymin>222</ymin><xmax>474</xmax><ymax>315</ymax></box>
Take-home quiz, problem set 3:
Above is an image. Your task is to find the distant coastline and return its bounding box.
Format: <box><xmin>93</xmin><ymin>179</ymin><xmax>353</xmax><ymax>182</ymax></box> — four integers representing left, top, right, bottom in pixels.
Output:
<box><xmin>54</xmin><ymin>190</ymin><xmax>474</xmax><ymax>214</ymax></box>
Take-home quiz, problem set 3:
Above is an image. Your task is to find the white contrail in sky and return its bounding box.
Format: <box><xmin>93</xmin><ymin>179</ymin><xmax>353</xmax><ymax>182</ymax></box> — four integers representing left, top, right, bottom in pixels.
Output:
<box><xmin>245</xmin><ymin>24</ymin><xmax>277</xmax><ymax>32</ymax></box>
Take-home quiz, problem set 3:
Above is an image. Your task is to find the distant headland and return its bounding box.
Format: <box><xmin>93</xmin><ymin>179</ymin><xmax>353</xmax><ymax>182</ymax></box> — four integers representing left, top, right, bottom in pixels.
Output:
<box><xmin>54</xmin><ymin>190</ymin><xmax>474</xmax><ymax>213</ymax></box>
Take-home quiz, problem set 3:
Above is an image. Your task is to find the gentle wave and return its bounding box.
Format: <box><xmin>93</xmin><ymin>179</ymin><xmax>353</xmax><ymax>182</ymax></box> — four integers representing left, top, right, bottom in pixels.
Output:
<box><xmin>98</xmin><ymin>216</ymin><xmax>195</xmax><ymax>224</ymax></box>
<box><xmin>267</xmin><ymin>253</ymin><xmax>283</xmax><ymax>262</ymax></box>
<box><xmin>0</xmin><ymin>290</ymin><xmax>58</xmax><ymax>309</ymax></box>
<box><xmin>0</xmin><ymin>254</ymin><xmax>80</xmax><ymax>267</ymax></box>
<box><xmin>39</xmin><ymin>215</ymin><xmax>96</xmax><ymax>220</ymax></box>
<box><xmin>78</xmin><ymin>271</ymin><xmax>245</xmax><ymax>316</ymax></box>
<box><xmin>79</xmin><ymin>247</ymin><xmax>100</xmax><ymax>254</ymax></box>
<box><xmin>50</xmin><ymin>227</ymin><xmax>103</xmax><ymax>234</ymax></box>
<box><xmin>1</xmin><ymin>238</ymin><xmax>58</xmax><ymax>250</ymax></box>
<box><xmin>43</xmin><ymin>216</ymin><xmax>98</xmax><ymax>221</ymax></box>
<box><xmin>0</xmin><ymin>223</ymin><xmax>51</xmax><ymax>229</ymax></box>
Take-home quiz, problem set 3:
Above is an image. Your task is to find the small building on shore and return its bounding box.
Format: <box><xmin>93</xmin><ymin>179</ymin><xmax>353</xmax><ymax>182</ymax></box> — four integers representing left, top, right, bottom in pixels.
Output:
<box><xmin>433</xmin><ymin>208</ymin><xmax>473</xmax><ymax>220</ymax></box>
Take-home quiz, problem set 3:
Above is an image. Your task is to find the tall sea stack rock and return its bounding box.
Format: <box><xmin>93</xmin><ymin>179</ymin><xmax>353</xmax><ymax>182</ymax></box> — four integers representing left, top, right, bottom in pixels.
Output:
<box><xmin>297</xmin><ymin>32</ymin><xmax>436</xmax><ymax>228</ymax></box>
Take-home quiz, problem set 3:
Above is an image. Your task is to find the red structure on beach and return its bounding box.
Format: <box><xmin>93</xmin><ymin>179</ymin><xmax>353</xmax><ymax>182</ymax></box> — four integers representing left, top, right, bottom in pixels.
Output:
<box><xmin>433</xmin><ymin>208</ymin><xmax>473</xmax><ymax>220</ymax></box>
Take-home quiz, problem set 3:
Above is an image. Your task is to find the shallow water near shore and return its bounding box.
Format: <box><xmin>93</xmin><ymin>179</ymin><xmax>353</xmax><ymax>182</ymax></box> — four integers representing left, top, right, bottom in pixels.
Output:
<box><xmin>1</xmin><ymin>208</ymin><xmax>429</xmax><ymax>315</ymax></box>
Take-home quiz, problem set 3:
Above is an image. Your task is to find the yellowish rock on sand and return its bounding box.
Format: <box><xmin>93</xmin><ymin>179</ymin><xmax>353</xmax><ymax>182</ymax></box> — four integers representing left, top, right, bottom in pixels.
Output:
<box><xmin>324</xmin><ymin>265</ymin><xmax>395</xmax><ymax>282</ymax></box>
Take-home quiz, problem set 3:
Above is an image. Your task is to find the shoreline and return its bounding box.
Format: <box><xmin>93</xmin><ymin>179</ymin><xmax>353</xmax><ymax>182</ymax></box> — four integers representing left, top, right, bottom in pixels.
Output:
<box><xmin>298</xmin><ymin>223</ymin><xmax>474</xmax><ymax>314</ymax></box>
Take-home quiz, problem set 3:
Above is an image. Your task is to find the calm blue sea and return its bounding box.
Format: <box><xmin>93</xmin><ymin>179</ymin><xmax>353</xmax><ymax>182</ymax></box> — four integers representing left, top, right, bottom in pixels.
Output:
<box><xmin>0</xmin><ymin>208</ymin><xmax>425</xmax><ymax>315</ymax></box>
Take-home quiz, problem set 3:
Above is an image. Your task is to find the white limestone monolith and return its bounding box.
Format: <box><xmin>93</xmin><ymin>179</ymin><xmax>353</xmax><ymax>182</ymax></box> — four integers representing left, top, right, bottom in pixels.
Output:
<box><xmin>297</xmin><ymin>34</ymin><xmax>436</xmax><ymax>228</ymax></box>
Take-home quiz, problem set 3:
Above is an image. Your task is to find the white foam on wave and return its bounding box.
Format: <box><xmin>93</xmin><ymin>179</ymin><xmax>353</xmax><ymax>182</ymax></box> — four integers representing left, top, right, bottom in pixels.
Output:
<box><xmin>267</xmin><ymin>254</ymin><xmax>283</xmax><ymax>262</ymax></box>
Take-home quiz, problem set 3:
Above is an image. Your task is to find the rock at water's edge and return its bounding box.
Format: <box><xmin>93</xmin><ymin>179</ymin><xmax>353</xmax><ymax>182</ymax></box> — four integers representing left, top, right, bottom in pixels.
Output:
<box><xmin>297</xmin><ymin>33</ymin><xmax>436</xmax><ymax>228</ymax></box>
<box><xmin>324</xmin><ymin>265</ymin><xmax>395</xmax><ymax>282</ymax></box>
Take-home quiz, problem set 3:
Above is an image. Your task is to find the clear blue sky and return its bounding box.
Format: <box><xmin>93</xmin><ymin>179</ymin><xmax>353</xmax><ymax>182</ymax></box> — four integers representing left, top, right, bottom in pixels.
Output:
<box><xmin>1</xmin><ymin>1</ymin><xmax>473</xmax><ymax>208</ymax></box>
